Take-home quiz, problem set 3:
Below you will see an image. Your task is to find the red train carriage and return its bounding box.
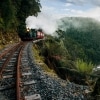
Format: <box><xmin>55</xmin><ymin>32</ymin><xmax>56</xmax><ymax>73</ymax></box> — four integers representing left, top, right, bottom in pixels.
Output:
<box><xmin>36</xmin><ymin>30</ymin><xmax>44</xmax><ymax>39</ymax></box>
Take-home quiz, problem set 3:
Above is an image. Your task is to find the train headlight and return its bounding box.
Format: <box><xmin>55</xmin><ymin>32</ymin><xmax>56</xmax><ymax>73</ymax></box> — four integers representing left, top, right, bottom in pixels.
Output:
<box><xmin>26</xmin><ymin>27</ymin><xmax>30</xmax><ymax>32</ymax></box>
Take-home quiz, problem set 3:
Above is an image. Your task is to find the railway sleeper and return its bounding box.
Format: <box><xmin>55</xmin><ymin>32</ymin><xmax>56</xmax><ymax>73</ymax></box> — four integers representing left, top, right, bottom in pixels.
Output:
<box><xmin>22</xmin><ymin>72</ymin><xmax>32</xmax><ymax>76</ymax></box>
<box><xmin>11</xmin><ymin>58</ymin><xmax>16</xmax><ymax>60</ymax></box>
<box><xmin>1</xmin><ymin>58</ymin><xmax>7</xmax><ymax>61</ymax></box>
<box><xmin>23</xmin><ymin>80</ymin><xmax>36</xmax><ymax>86</ymax></box>
<box><xmin>22</xmin><ymin>63</ymin><xmax>29</xmax><ymax>66</ymax></box>
<box><xmin>25</xmin><ymin>94</ymin><xmax>41</xmax><ymax>100</ymax></box>
<box><xmin>22</xmin><ymin>68</ymin><xmax>31</xmax><ymax>72</ymax></box>
<box><xmin>0</xmin><ymin>84</ymin><xmax>14</xmax><ymax>91</ymax></box>
<box><xmin>21</xmin><ymin>59</ymin><xmax>28</xmax><ymax>61</ymax></box>
<box><xmin>3</xmin><ymin>68</ymin><xmax>15</xmax><ymax>71</ymax></box>
<box><xmin>9</xmin><ymin>60</ymin><xmax>16</xmax><ymax>63</ymax></box>
<box><xmin>0</xmin><ymin>61</ymin><xmax>4</xmax><ymax>64</ymax></box>
<box><xmin>3</xmin><ymin>69</ymin><xmax>15</xmax><ymax>73</ymax></box>
<box><xmin>3</xmin><ymin>70</ymin><xmax>15</xmax><ymax>75</ymax></box>
<box><xmin>3</xmin><ymin>75</ymin><xmax>14</xmax><ymax>79</ymax></box>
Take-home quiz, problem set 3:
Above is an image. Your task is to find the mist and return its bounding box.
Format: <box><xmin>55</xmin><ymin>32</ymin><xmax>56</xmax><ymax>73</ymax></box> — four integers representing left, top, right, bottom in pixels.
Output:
<box><xmin>26</xmin><ymin>13</ymin><xmax>58</xmax><ymax>35</ymax></box>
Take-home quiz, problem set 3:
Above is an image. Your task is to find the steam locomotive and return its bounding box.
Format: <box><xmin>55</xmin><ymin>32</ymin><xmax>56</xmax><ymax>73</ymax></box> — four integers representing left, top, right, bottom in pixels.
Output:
<box><xmin>22</xmin><ymin>28</ymin><xmax>44</xmax><ymax>41</ymax></box>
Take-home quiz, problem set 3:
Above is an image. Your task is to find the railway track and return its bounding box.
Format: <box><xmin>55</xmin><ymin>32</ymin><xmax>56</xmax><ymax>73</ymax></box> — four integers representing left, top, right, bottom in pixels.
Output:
<box><xmin>0</xmin><ymin>42</ymin><xmax>41</xmax><ymax>100</ymax></box>
<box><xmin>0</xmin><ymin>40</ymin><xmax>90</xmax><ymax>100</ymax></box>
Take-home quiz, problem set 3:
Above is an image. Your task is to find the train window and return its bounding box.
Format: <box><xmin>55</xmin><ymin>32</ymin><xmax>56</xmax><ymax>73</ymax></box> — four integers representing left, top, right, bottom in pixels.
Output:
<box><xmin>42</xmin><ymin>34</ymin><xmax>44</xmax><ymax>36</ymax></box>
<box><xmin>37</xmin><ymin>32</ymin><xmax>41</xmax><ymax>36</ymax></box>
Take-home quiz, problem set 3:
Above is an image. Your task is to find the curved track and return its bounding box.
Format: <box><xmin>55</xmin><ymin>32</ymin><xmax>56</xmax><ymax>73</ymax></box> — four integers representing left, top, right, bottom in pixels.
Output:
<box><xmin>0</xmin><ymin>42</ymin><xmax>31</xmax><ymax>100</ymax></box>
<box><xmin>0</xmin><ymin>40</ymin><xmax>90</xmax><ymax>100</ymax></box>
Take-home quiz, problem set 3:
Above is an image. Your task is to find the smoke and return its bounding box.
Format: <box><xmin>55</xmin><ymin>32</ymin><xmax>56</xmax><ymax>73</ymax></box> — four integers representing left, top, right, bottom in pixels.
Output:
<box><xmin>25</xmin><ymin>13</ymin><xmax>58</xmax><ymax>35</ymax></box>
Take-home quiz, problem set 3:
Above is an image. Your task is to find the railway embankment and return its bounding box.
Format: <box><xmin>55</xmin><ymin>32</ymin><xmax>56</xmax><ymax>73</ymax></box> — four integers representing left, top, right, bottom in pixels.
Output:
<box><xmin>0</xmin><ymin>41</ymin><xmax>95</xmax><ymax>100</ymax></box>
<box><xmin>28</xmin><ymin>42</ymin><xmax>92</xmax><ymax>100</ymax></box>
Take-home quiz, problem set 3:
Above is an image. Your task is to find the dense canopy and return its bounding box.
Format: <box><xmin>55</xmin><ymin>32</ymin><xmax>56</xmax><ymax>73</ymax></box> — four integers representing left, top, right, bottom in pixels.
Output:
<box><xmin>0</xmin><ymin>0</ymin><xmax>41</xmax><ymax>38</ymax></box>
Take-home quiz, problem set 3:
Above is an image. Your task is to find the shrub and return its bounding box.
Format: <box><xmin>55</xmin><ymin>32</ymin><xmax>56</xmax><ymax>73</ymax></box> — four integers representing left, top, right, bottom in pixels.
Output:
<box><xmin>75</xmin><ymin>59</ymin><xmax>94</xmax><ymax>75</ymax></box>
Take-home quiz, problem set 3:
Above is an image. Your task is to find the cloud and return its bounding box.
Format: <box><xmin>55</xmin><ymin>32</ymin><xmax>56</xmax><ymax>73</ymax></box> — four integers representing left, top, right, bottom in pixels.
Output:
<box><xmin>82</xmin><ymin>7</ymin><xmax>100</xmax><ymax>20</ymax></box>
<box><xmin>92</xmin><ymin>0</ymin><xmax>100</xmax><ymax>6</ymax></box>
<box><xmin>41</xmin><ymin>0</ymin><xmax>65</xmax><ymax>2</ymax></box>
<box><xmin>66</xmin><ymin>7</ymin><xmax>100</xmax><ymax>21</ymax></box>
<box><xmin>58</xmin><ymin>6</ymin><xmax>100</xmax><ymax>21</ymax></box>
<box><xmin>42</xmin><ymin>0</ymin><xmax>100</xmax><ymax>6</ymax></box>
<box><xmin>41</xmin><ymin>5</ymin><xmax>67</xmax><ymax>19</ymax></box>
<box><xmin>65</xmin><ymin>3</ymin><xmax>73</xmax><ymax>7</ymax></box>
<box><xmin>66</xmin><ymin>0</ymin><xmax>100</xmax><ymax>6</ymax></box>
<box><xmin>66</xmin><ymin>0</ymin><xmax>86</xmax><ymax>5</ymax></box>
<box><xmin>29</xmin><ymin>0</ymin><xmax>100</xmax><ymax>27</ymax></box>
<box><xmin>25</xmin><ymin>0</ymin><xmax>100</xmax><ymax>37</ymax></box>
<box><xmin>41</xmin><ymin>6</ymin><xmax>56</xmax><ymax>15</ymax></box>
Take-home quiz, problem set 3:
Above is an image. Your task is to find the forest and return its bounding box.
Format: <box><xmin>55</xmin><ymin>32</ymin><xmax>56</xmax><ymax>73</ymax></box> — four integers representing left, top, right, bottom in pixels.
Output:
<box><xmin>0</xmin><ymin>0</ymin><xmax>41</xmax><ymax>47</ymax></box>
<box><xmin>58</xmin><ymin>17</ymin><xmax>100</xmax><ymax>65</ymax></box>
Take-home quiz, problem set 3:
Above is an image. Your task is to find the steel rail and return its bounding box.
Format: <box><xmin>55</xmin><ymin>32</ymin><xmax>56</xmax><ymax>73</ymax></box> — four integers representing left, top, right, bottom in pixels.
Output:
<box><xmin>16</xmin><ymin>43</ymin><xmax>26</xmax><ymax>100</ymax></box>
<box><xmin>0</xmin><ymin>44</ymin><xmax>22</xmax><ymax>78</ymax></box>
<box><xmin>0</xmin><ymin>42</ymin><xmax>22</xmax><ymax>60</ymax></box>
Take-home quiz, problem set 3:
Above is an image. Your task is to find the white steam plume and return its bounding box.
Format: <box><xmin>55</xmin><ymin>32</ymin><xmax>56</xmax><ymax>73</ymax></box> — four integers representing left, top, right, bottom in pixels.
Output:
<box><xmin>26</xmin><ymin>13</ymin><xmax>58</xmax><ymax>35</ymax></box>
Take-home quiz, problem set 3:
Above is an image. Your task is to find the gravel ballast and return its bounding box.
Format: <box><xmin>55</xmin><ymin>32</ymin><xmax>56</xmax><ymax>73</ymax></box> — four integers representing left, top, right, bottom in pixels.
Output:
<box><xmin>27</xmin><ymin>42</ymin><xmax>91</xmax><ymax>100</ymax></box>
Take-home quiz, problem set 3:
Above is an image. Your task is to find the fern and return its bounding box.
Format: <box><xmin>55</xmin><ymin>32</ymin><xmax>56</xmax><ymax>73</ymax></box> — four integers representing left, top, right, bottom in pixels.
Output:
<box><xmin>75</xmin><ymin>59</ymin><xmax>94</xmax><ymax>74</ymax></box>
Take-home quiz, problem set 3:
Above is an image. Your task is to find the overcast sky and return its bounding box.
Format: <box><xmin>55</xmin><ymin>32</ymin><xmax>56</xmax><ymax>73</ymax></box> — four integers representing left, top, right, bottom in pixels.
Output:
<box><xmin>40</xmin><ymin>0</ymin><xmax>100</xmax><ymax>20</ymax></box>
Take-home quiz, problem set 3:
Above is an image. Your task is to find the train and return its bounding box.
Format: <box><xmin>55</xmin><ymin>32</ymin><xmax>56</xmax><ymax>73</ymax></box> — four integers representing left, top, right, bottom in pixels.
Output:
<box><xmin>22</xmin><ymin>28</ymin><xmax>44</xmax><ymax>41</ymax></box>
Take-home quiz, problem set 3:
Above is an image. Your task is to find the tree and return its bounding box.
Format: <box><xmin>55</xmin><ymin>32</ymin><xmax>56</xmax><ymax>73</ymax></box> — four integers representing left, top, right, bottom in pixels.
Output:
<box><xmin>0</xmin><ymin>0</ymin><xmax>17</xmax><ymax>33</ymax></box>
<box><xmin>14</xmin><ymin>0</ymin><xmax>41</xmax><ymax>38</ymax></box>
<box><xmin>0</xmin><ymin>0</ymin><xmax>41</xmax><ymax>39</ymax></box>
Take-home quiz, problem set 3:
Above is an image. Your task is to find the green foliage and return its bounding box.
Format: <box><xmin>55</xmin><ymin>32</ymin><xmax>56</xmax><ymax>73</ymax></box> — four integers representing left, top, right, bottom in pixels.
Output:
<box><xmin>0</xmin><ymin>17</ymin><xmax>4</xmax><ymax>30</ymax></box>
<box><xmin>16</xmin><ymin>0</ymin><xmax>41</xmax><ymax>20</ymax></box>
<box><xmin>0</xmin><ymin>0</ymin><xmax>17</xmax><ymax>32</ymax></box>
<box><xmin>44</xmin><ymin>36</ymin><xmax>69</xmax><ymax>59</ymax></box>
<box><xmin>75</xmin><ymin>59</ymin><xmax>94</xmax><ymax>74</ymax></box>
<box><xmin>0</xmin><ymin>0</ymin><xmax>41</xmax><ymax>37</ymax></box>
<box><xmin>58</xmin><ymin>17</ymin><xmax>100</xmax><ymax>65</ymax></box>
<box><xmin>14</xmin><ymin>0</ymin><xmax>41</xmax><ymax>35</ymax></box>
<box><xmin>39</xmin><ymin>35</ymin><xmax>75</xmax><ymax>69</ymax></box>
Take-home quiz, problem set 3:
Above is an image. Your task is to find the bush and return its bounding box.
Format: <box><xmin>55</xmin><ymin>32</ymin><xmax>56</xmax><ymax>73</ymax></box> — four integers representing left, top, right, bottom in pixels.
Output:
<box><xmin>75</xmin><ymin>59</ymin><xmax>94</xmax><ymax>75</ymax></box>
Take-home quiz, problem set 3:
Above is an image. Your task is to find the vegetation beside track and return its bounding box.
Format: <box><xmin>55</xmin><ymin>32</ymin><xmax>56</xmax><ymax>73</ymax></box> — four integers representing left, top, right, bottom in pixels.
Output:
<box><xmin>32</xmin><ymin>17</ymin><xmax>100</xmax><ymax>97</ymax></box>
<box><xmin>32</xmin><ymin>41</ymin><xmax>58</xmax><ymax>78</ymax></box>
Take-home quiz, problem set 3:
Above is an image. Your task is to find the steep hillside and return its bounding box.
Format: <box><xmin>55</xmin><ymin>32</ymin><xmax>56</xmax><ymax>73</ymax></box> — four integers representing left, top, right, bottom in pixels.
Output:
<box><xmin>57</xmin><ymin>17</ymin><xmax>100</xmax><ymax>65</ymax></box>
<box><xmin>34</xmin><ymin>17</ymin><xmax>100</xmax><ymax>86</ymax></box>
